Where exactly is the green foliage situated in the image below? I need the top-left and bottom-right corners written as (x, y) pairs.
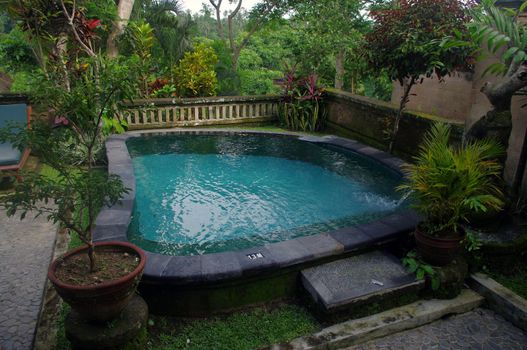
top-left (365, 0), bottom-right (473, 84)
top-left (239, 69), bottom-right (281, 95)
top-left (463, 231), bottom-right (483, 252)
top-left (488, 264), bottom-right (527, 299)
top-left (444, 0), bottom-right (527, 77)
top-left (292, 0), bottom-right (366, 86)
top-left (0, 26), bottom-right (37, 72)
top-left (0, 55), bottom-right (134, 270)
top-left (148, 304), bottom-right (318, 350)
top-left (360, 73), bottom-right (393, 101)
top-left (398, 123), bottom-right (505, 235)
top-left (403, 251), bottom-right (440, 290)
top-left (209, 38), bottom-right (241, 95)
top-left (124, 21), bottom-right (156, 97)
top-left (9, 70), bottom-right (35, 93)
top-left (132, 0), bottom-right (192, 69)
top-left (277, 70), bottom-right (325, 132)
top-left (173, 42), bottom-right (219, 97)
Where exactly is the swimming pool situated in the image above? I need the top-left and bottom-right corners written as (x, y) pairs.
top-left (126, 134), bottom-right (405, 255)
top-left (94, 130), bottom-right (420, 316)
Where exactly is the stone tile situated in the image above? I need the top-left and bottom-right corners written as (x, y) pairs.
top-left (201, 252), bottom-right (242, 281)
top-left (357, 221), bottom-right (397, 243)
top-left (264, 239), bottom-right (314, 267)
top-left (0, 210), bottom-right (57, 350)
top-left (94, 209), bottom-right (131, 226)
top-left (348, 308), bottom-right (527, 350)
top-left (329, 227), bottom-right (374, 251)
top-left (161, 255), bottom-right (202, 283)
top-left (296, 233), bottom-right (344, 258)
top-left (234, 247), bottom-right (279, 276)
top-left (142, 251), bottom-right (172, 280)
top-left (379, 211), bottom-right (420, 234)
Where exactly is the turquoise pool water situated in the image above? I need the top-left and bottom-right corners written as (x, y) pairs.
top-left (127, 134), bottom-right (405, 255)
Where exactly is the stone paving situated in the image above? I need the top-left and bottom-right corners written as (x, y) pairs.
top-left (349, 308), bottom-right (527, 350)
top-left (0, 209), bottom-right (57, 350)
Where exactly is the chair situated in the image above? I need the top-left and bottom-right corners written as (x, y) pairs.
top-left (0, 103), bottom-right (31, 182)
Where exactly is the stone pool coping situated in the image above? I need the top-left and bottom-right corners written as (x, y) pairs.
top-left (94, 128), bottom-right (421, 285)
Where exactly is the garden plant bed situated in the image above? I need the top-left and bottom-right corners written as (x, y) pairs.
top-left (54, 248), bottom-right (140, 286)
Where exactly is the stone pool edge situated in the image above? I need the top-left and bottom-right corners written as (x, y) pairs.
top-left (93, 129), bottom-right (421, 285)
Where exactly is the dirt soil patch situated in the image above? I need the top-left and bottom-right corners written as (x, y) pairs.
top-left (55, 248), bottom-right (140, 286)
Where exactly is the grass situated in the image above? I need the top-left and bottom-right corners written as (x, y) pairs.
top-left (147, 304), bottom-right (319, 350)
top-left (56, 301), bottom-right (318, 350)
top-left (488, 265), bottom-right (527, 300)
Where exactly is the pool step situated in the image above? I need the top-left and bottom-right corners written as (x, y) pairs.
top-left (300, 251), bottom-right (425, 322)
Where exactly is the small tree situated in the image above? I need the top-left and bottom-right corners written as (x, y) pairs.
top-left (0, 2), bottom-right (134, 273)
top-left (364, 0), bottom-right (472, 153)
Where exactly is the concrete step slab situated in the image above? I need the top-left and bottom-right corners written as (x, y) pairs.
top-left (301, 251), bottom-right (424, 318)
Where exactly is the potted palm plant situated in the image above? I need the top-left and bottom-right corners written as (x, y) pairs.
top-left (398, 123), bottom-right (504, 266)
top-left (0, 55), bottom-right (146, 323)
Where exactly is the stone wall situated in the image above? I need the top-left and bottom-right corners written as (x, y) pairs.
top-left (323, 89), bottom-right (464, 161)
top-left (391, 72), bottom-right (475, 122)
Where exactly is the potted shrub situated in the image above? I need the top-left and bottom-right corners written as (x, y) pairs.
top-left (0, 55), bottom-right (146, 323)
top-left (398, 123), bottom-right (504, 266)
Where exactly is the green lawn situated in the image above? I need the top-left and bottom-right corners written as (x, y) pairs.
top-left (488, 266), bottom-right (527, 300)
top-left (147, 304), bottom-right (318, 350)
top-left (56, 302), bottom-right (318, 350)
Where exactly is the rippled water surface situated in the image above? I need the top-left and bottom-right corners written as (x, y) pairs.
top-left (127, 133), bottom-right (405, 255)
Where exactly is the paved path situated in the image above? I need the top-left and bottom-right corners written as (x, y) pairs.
top-left (0, 209), bottom-right (57, 350)
top-left (349, 308), bottom-right (527, 350)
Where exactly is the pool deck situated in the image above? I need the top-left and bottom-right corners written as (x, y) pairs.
top-left (95, 129), bottom-right (419, 285)
top-left (0, 209), bottom-right (57, 350)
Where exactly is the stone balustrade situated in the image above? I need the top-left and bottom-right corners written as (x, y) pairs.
top-left (120, 95), bottom-right (280, 130)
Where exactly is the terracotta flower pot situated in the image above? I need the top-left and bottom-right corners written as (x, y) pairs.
top-left (415, 226), bottom-right (464, 266)
top-left (48, 241), bottom-right (146, 323)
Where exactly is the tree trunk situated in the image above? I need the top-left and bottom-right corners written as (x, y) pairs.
top-left (107, 0), bottom-right (135, 58)
top-left (388, 76), bottom-right (416, 153)
top-left (54, 32), bottom-right (70, 91)
top-left (466, 62), bottom-right (527, 149)
top-left (465, 106), bottom-right (512, 151)
top-left (210, 0), bottom-right (224, 41)
top-left (334, 49), bottom-right (346, 90)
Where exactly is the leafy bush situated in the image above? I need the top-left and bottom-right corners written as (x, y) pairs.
top-left (173, 43), bottom-right (218, 97)
top-left (239, 69), bottom-right (281, 95)
top-left (360, 74), bottom-right (393, 101)
top-left (0, 27), bottom-right (37, 72)
top-left (397, 123), bottom-right (504, 236)
top-left (277, 68), bottom-right (325, 132)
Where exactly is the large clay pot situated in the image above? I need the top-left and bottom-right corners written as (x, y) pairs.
top-left (415, 226), bottom-right (464, 266)
top-left (48, 241), bottom-right (146, 323)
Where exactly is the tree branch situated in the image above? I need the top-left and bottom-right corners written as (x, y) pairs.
top-left (60, 0), bottom-right (96, 57)
top-left (209, 0), bottom-right (225, 40)
top-left (483, 63), bottom-right (527, 109)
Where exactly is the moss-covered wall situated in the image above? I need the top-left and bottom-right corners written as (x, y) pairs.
top-left (323, 89), bottom-right (464, 161)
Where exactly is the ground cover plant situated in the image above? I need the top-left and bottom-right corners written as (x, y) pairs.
top-left (488, 265), bottom-right (527, 299)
